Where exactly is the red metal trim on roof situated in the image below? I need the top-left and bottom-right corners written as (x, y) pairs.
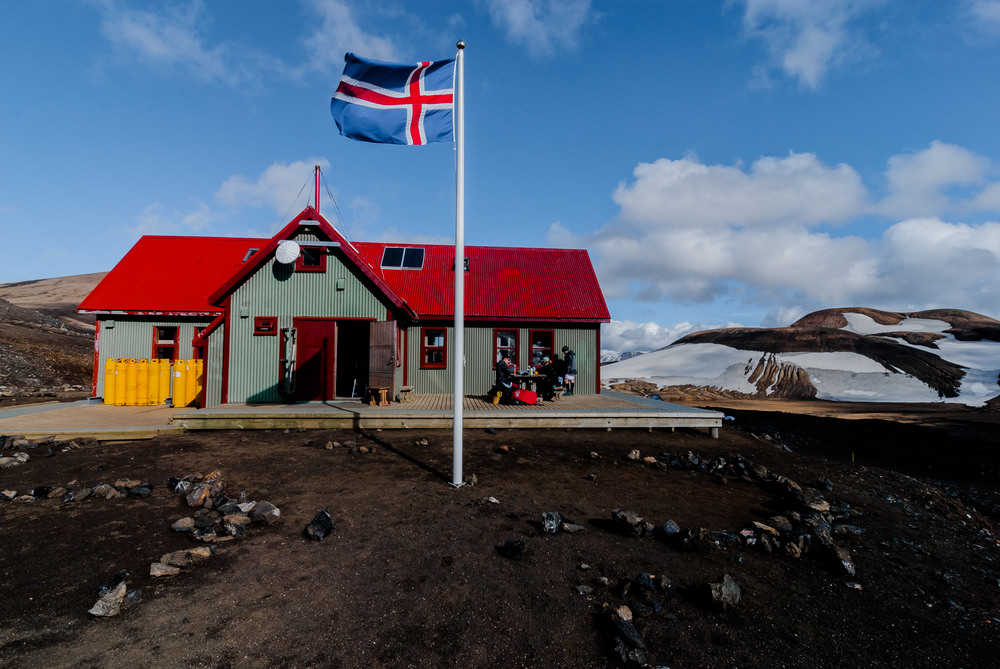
top-left (80, 210), bottom-right (609, 326)
top-left (354, 243), bottom-right (610, 323)
top-left (207, 207), bottom-right (416, 321)
top-left (79, 236), bottom-right (264, 314)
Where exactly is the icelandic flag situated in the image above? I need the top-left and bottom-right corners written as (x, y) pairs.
top-left (331, 53), bottom-right (455, 145)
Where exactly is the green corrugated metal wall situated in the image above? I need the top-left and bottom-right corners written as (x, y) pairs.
top-left (225, 251), bottom-right (390, 404)
top-left (94, 316), bottom-right (210, 398)
top-left (404, 323), bottom-right (600, 396)
top-left (205, 323), bottom-right (225, 407)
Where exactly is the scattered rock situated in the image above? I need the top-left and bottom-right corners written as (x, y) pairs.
top-left (88, 581), bottom-right (127, 617)
top-left (250, 501), bottom-right (282, 525)
top-left (542, 511), bottom-right (563, 534)
top-left (611, 509), bottom-right (647, 537)
top-left (171, 517), bottom-right (195, 533)
top-left (497, 539), bottom-right (527, 559)
top-left (305, 508), bottom-right (335, 541)
top-left (150, 562), bottom-right (181, 578)
top-left (705, 573), bottom-right (741, 611)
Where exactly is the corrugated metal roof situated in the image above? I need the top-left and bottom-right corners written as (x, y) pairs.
top-left (80, 225), bottom-right (610, 323)
top-left (354, 243), bottom-right (610, 322)
top-left (78, 236), bottom-right (265, 314)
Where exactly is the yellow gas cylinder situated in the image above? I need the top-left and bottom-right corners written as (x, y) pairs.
top-left (184, 358), bottom-right (198, 408)
top-left (158, 359), bottom-right (171, 405)
top-left (136, 359), bottom-right (149, 406)
top-left (124, 359), bottom-right (138, 406)
top-left (113, 359), bottom-right (127, 406)
top-left (194, 358), bottom-right (204, 407)
top-left (146, 359), bottom-right (160, 405)
top-left (172, 359), bottom-right (188, 408)
top-left (103, 358), bottom-right (116, 405)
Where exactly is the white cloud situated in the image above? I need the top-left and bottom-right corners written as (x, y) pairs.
top-left (92, 0), bottom-right (401, 85)
top-left (298, 0), bottom-right (400, 75)
top-left (601, 319), bottom-right (699, 353)
top-left (875, 217), bottom-right (1000, 307)
top-left (592, 144), bottom-right (1000, 320)
top-left (967, 0), bottom-right (1000, 34)
top-left (612, 152), bottom-right (867, 228)
top-left (880, 141), bottom-right (989, 217)
top-left (94, 0), bottom-right (253, 86)
top-left (216, 159), bottom-right (331, 215)
top-left (481, 0), bottom-right (593, 56)
top-left (737, 0), bottom-right (884, 89)
top-left (126, 201), bottom-right (216, 237)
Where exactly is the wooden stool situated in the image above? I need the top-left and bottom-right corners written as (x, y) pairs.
top-left (399, 386), bottom-right (414, 403)
top-left (368, 386), bottom-right (390, 406)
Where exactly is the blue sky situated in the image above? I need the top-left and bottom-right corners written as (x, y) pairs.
top-left (3, 0), bottom-right (1000, 352)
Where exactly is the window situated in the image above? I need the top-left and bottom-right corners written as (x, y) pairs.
top-left (242, 248), bottom-right (259, 262)
top-left (381, 247), bottom-right (424, 269)
top-left (153, 326), bottom-right (178, 361)
top-left (493, 329), bottom-right (518, 367)
top-left (296, 246), bottom-right (326, 272)
top-left (254, 317), bottom-right (277, 336)
top-left (529, 330), bottom-right (554, 367)
top-left (420, 327), bottom-right (447, 369)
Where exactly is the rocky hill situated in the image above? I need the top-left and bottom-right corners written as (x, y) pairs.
top-left (603, 308), bottom-right (1000, 406)
top-left (0, 274), bottom-right (102, 401)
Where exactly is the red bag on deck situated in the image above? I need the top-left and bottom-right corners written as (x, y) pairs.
top-left (510, 388), bottom-right (537, 405)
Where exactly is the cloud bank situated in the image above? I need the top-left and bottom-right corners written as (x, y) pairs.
top-left (593, 141), bottom-right (1000, 344)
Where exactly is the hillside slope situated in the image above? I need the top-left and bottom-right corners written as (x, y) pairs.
top-left (0, 274), bottom-right (100, 400)
top-left (603, 308), bottom-right (1000, 406)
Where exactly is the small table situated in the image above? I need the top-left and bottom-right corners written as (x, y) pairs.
top-left (511, 373), bottom-right (541, 393)
top-left (367, 386), bottom-right (390, 406)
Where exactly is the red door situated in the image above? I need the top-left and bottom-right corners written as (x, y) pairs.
top-left (295, 319), bottom-right (337, 401)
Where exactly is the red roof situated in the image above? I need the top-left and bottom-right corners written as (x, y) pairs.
top-left (80, 212), bottom-right (609, 324)
top-left (78, 236), bottom-right (265, 314)
top-left (354, 242), bottom-right (609, 322)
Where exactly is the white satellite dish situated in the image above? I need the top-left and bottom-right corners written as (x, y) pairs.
top-left (275, 240), bottom-right (301, 264)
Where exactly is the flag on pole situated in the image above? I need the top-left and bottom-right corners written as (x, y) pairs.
top-left (331, 53), bottom-right (455, 145)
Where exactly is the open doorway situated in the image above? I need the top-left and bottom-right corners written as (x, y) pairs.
top-left (336, 320), bottom-right (369, 398)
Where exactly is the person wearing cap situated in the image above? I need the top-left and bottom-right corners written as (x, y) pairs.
top-left (537, 355), bottom-right (558, 401)
top-left (492, 352), bottom-right (516, 404)
top-left (561, 345), bottom-right (577, 395)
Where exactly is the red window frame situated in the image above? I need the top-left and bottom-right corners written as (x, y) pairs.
top-left (493, 328), bottom-right (518, 367)
top-left (254, 316), bottom-right (277, 336)
top-left (420, 327), bottom-right (447, 369)
top-left (529, 329), bottom-right (554, 367)
top-left (295, 246), bottom-right (326, 272)
top-left (152, 326), bottom-right (179, 361)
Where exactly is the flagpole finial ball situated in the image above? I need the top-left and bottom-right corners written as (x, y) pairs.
top-left (457, 40), bottom-right (465, 50)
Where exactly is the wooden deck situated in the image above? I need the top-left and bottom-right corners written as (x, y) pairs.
top-left (172, 391), bottom-right (724, 435)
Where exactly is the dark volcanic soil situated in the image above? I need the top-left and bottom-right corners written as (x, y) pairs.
top-left (2, 412), bottom-right (999, 668)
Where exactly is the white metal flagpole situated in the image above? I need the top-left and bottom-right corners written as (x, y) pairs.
top-left (451, 40), bottom-right (466, 488)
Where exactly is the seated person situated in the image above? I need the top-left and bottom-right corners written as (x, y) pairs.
top-left (491, 353), bottom-right (516, 404)
top-left (536, 356), bottom-right (558, 401)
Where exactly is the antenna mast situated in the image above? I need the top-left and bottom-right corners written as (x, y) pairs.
top-left (314, 165), bottom-right (321, 213)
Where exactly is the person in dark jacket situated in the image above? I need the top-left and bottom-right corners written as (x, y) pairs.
top-left (561, 346), bottom-right (577, 395)
top-left (492, 353), bottom-right (516, 404)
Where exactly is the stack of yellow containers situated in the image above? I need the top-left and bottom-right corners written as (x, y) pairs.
top-left (103, 358), bottom-right (201, 407)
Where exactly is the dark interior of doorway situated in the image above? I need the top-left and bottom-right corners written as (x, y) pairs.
top-left (336, 321), bottom-right (369, 398)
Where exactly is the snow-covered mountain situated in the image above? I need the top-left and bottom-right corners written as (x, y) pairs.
top-left (600, 350), bottom-right (646, 364)
top-left (601, 308), bottom-right (1000, 406)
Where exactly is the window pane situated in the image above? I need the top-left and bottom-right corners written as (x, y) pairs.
top-left (401, 248), bottom-right (424, 268)
top-left (496, 330), bottom-right (516, 347)
top-left (301, 248), bottom-right (321, 266)
top-left (381, 247), bottom-right (404, 267)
